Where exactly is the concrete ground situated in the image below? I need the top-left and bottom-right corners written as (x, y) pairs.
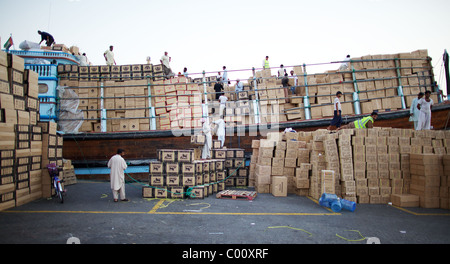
top-left (0, 180), bottom-right (449, 245)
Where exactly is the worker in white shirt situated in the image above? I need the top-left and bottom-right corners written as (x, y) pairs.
top-left (328, 91), bottom-right (343, 130)
top-left (338, 55), bottom-right (351, 71)
top-left (222, 66), bottom-right (229, 85)
top-left (160, 51), bottom-right (173, 79)
top-left (416, 90), bottom-right (434, 130)
top-left (218, 93), bottom-right (228, 118)
top-left (235, 79), bottom-right (243, 92)
top-left (104, 46), bottom-right (116, 66)
top-left (278, 64), bottom-right (286, 79)
top-left (289, 70), bottom-right (298, 94)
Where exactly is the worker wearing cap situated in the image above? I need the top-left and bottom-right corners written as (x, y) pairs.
top-left (337, 111), bottom-right (378, 130)
top-left (201, 118), bottom-right (212, 159)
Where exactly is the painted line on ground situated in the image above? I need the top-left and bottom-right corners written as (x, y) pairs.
top-left (390, 205), bottom-right (450, 216)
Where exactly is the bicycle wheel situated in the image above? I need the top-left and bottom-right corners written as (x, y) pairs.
top-left (57, 181), bottom-right (64, 203)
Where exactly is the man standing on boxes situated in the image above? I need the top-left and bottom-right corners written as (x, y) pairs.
top-left (160, 51), bottom-right (173, 79)
top-left (235, 79), bottom-right (244, 93)
top-left (218, 92), bottom-right (228, 118)
top-left (409, 92), bottom-right (424, 130)
top-left (213, 118), bottom-right (226, 148)
top-left (416, 90), bottom-right (434, 130)
top-left (104, 45), bottom-right (116, 66)
top-left (108, 149), bottom-right (128, 202)
top-left (222, 66), bottom-right (229, 85)
top-left (263, 56), bottom-right (270, 69)
top-left (201, 119), bottom-right (212, 159)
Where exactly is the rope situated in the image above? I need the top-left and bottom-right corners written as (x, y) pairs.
top-left (335, 230), bottom-right (366, 242)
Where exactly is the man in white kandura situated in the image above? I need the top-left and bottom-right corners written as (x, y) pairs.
top-left (416, 90), bottom-right (434, 130)
top-left (409, 92), bottom-right (424, 130)
top-left (201, 118), bottom-right (212, 159)
top-left (108, 149), bottom-right (128, 202)
top-left (213, 118), bottom-right (226, 148)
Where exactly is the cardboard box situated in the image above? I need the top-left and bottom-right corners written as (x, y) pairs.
top-left (272, 176), bottom-right (287, 197)
top-left (391, 194), bottom-right (419, 207)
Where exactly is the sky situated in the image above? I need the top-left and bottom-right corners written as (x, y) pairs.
top-left (1, 0), bottom-right (449, 92)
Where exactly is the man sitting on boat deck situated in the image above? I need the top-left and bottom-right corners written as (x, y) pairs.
top-left (337, 111), bottom-right (378, 130)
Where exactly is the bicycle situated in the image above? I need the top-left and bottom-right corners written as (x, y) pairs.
top-left (47, 163), bottom-right (65, 203)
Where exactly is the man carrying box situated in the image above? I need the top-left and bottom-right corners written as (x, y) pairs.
top-left (337, 111), bottom-right (378, 130)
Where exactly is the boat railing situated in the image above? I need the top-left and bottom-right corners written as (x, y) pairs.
top-left (8, 50), bottom-right (79, 62)
top-left (54, 54), bottom-right (444, 132)
top-left (25, 64), bottom-right (58, 78)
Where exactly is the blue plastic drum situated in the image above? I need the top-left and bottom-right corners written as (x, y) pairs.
top-left (340, 199), bottom-right (356, 212)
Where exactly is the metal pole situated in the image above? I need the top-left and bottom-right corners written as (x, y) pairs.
top-left (252, 67), bottom-right (261, 125)
top-left (351, 66), bottom-right (361, 115)
top-left (100, 81), bottom-right (107, 132)
top-left (147, 77), bottom-right (156, 130)
top-left (394, 59), bottom-right (406, 109)
top-left (202, 71), bottom-right (209, 123)
top-left (302, 63), bottom-right (311, 120)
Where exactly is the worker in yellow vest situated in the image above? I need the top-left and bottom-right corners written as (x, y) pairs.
top-left (263, 56), bottom-right (270, 69)
top-left (337, 111), bottom-right (378, 130)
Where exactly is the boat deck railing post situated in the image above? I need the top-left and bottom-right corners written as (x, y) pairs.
top-left (302, 63), bottom-right (311, 120)
top-left (100, 81), bottom-right (107, 132)
top-left (394, 59), bottom-right (407, 110)
top-left (146, 77), bottom-right (157, 130)
top-left (252, 67), bottom-right (261, 125)
top-left (202, 70), bottom-right (209, 123)
top-left (351, 65), bottom-right (362, 115)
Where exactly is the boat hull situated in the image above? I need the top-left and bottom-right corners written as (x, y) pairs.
top-left (63, 102), bottom-right (450, 167)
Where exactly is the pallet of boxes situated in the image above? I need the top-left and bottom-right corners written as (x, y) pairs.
top-left (142, 144), bottom-right (248, 199)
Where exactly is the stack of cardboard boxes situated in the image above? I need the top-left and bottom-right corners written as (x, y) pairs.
top-left (39, 121), bottom-right (66, 198)
top-left (58, 50), bottom-right (436, 133)
top-left (0, 50), bottom-right (70, 211)
top-left (251, 131), bottom-right (306, 197)
top-left (143, 147), bottom-right (247, 199)
top-left (249, 127), bottom-right (449, 209)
